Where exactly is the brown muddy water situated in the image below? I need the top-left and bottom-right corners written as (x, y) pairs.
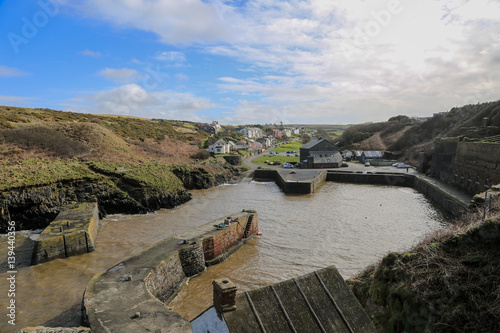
top-left (0, 181), bottom-right (448, 331)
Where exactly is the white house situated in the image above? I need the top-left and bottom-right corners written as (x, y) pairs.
top-left (209, 139), bottom-right (230, 154)
top-left (239, 127), bottom-right (263, 138)
top-left (227, 141), bottom-right (237, 151)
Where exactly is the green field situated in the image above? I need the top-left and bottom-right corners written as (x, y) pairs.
top-left (273, 141), bottom-right (302, 153)
top-left (253, 154), bottom-right (300, 165)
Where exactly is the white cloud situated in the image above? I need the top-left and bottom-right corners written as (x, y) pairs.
top-left (0, 65), bottom-right (29, 77)
top-left (0, 95), bottom-right (35, 104)
top-left (69, 84), bottom-right (214, 120)
top-left (59, 0), bottom-right (229, 45)
top-left (60, 0), bottom-right (500, 123)
top-left (98, 67), bottom-right (140, 83)
top-left (154, 51), bottom-right (186, 63)
top-left (80, 49), bottom-right (102, 57)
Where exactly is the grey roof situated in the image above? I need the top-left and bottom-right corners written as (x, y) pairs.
top-left (362, 151), bottom-right (383, 158)
top-left (300, 138), bottom-right (337, 150)
top-left (223, 266), bottom-right (376, 333)
top-left (311, 151), bottom-right (343, 164)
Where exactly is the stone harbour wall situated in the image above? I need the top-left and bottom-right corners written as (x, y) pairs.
top-left (431, 139), bottom-right (500, 195)
top-left (31, 202), bottom-right (99, 265)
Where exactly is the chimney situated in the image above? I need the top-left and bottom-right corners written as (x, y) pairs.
top-left (213, 278), bottom-right (237, 318)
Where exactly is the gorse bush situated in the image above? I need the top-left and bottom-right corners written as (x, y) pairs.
top-left (0, 126), bottom-right (88, 157)
top-left (191, 149), bottom-right (211, 160)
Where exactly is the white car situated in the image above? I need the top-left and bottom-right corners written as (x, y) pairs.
top-left (283, 163), bottom-right (294, 168)
top-left (364, 162), bottom-right (370, 166)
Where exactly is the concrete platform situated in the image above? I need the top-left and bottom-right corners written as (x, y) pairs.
top-left (31, 203), bottom-right (99, 265)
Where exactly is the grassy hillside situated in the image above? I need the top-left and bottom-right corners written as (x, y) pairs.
top-left (339, 101), bottom-right (500, 165)
top-left (0, 106), bottom-right (244, 231)
top-left (0, 105), bottom-right (215, 180)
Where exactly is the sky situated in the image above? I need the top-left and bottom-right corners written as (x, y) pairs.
top-left (0, 0), bottom-right (499, 125)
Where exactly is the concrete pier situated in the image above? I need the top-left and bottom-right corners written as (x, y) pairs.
top-left (31, 203), bottom-right (99, 265)
top-left (82, 211), bottom-right (258, 333)
top-left (254, 169), bottom-right (327, 194)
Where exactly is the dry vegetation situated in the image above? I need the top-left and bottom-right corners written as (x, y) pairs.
top-left (349, 189), bottom-right (500, 332)
top-left (0, 105), bottom-right (234, 192)
top-left (340, 101), bottom-right (500, 165)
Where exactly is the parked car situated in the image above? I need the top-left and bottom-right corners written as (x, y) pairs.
top-left (341, 162), bottom-right (349, 167)
top-left (365, 162), bottom-right (370, 167)
top-left (283, 163), bottom-right (293, 168)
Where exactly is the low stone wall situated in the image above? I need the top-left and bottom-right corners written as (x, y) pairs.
top-left (413, 177), bottom-right (469, 217)
top-left (82, 211), bottom-right (259, 333)
top-left (328, 171), bottom-right (470, 217)
top-left (327, 171), bottom-right (414, 187)
top-left (31, 203), bottom-right (99, 265)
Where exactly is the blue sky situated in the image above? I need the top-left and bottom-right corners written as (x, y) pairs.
top-left (0, 0), bottom-right (499, 125)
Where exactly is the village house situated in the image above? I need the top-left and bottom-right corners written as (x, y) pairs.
top-left (239, 127), bottom-right (263, 138)
top-left (269, 129), bottom-right (284, 138)
top-left (343, 150), bottom-right (354, 161)
top-left (235, 140), bottom-right (249, 150)
top-left (191, 266), bottom-right (377, 333)
top-left (200, 120), bottom-right (222, 134)
top-left (282, 129), bottom-right (292, 137)
top-left (300, 137), bottom-right (339, 162)
top-left (309, 151), bottom-right (343, 168)
top-left (256, 137), bottom-right (272, 148)
top-left (227, 141), bottom-right (237, 151)
top-left (248, 141), bottom-right (264, 152)
top-left (360, 151), bottom-right (383, 163)
top-left (300, 138), bottom-right (342, 168)
top-left (209, 139), bottom-right (231, 154)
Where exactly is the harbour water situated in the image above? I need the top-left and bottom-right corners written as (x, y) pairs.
top-left (0, 181), bottom-right (447, 331)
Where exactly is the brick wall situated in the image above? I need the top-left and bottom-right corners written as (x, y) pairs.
top-left (203, 214), bottom-right (258, 261)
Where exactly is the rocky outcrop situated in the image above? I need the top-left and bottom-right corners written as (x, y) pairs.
top-left (1, 162), bottom-right (242, 232)
top-left (171, 164), bottom-right (241, 189)
top-left (0, 179), bottom-right (191, 233)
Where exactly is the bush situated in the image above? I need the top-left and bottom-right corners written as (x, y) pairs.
top-left (0, 126), bottom-right (88, 157)
top-left (191, 150), bottom-right (211, 160)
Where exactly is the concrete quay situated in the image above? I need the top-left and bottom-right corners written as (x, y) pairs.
top-left (254, 163), bottom-right (473, 217)
top-left (82, 211), bottom-right (258, 333)
top-left (31, 203), bottom-right (99, 265)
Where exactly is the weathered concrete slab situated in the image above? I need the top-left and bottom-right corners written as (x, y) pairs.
top-left (31, 203), bottom-right (99, 265)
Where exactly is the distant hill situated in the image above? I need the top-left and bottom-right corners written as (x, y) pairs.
top-left (339, 100), bottom-right (500, 165)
